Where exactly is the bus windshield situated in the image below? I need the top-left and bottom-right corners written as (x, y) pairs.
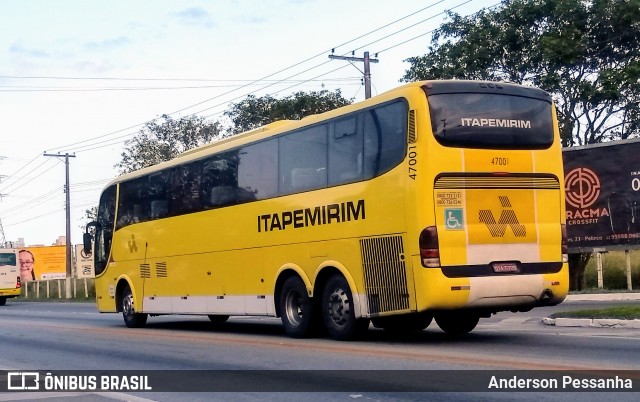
top-left (427, 91), bottom-right (554, 149)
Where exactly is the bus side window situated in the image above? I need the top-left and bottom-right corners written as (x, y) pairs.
top-left (363, 100), bottom-right (408, 179)
top-left (169, 161), bottom-right (203, 215)
top-left (237, 140), bottom-right (277, 201)
top-left (202, 152), bottom-right (239, 208)
top-left (116, 177), bottom-right (149, 228)
top-left (329, 115), bottom-right (363, 185)
top-left (150, 200), bottom-right (168, 219)
top-left (148, 172), bottom-right (169, 220)
top-left (279, 125), bottom-right (327, 195)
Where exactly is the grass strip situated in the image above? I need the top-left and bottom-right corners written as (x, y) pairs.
top-left (551, 305), bottom-right (640, 320)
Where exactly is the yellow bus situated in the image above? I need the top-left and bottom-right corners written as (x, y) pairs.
top-left (84, 80), bottom-right (568, 340)
top-left (0, 249), bottom-right (21, 306)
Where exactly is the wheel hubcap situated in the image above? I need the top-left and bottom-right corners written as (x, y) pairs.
top-left (123, 293), bottom-right (134, 318)
top-left (327, 288), bottom-right (350, 326)
top-left (285, 291), bottom-right (303, 325)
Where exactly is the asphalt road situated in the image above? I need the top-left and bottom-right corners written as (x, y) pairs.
top-left (0, 299), bottom-right (639, 401)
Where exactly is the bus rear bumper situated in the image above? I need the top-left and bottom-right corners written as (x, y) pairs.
top-left (418, 264), bottom-right (568, 313)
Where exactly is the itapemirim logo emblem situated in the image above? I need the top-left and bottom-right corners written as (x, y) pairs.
top-left (479, 196), bottom-right (526, 237)
top-left (565, 167), bottom-right (601, 209)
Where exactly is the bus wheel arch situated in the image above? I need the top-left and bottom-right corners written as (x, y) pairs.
top-left (313, 263), bottom-right (364, 319)
top-left (273, 266), bottom-right (311, 318)
top-left (315, 267), bottom-right (370, 341)
top-left (274, 267), bottom-right (318, 338)
top-left (115, 279), bottom-right (147, 328)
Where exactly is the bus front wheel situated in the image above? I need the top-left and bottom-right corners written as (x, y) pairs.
top-left (322, 275), bottom-right (369, 341)
top-left (121, 284), bottom-right (148, 328)
top-left (434, 311), bottom-right (479, 336)
top-left (279, 276), bottom-right (315, 338)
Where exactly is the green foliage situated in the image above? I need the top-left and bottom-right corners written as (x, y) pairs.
top-left (569, 252), bottom-right (592, 291)
top-left (552, 305), bottom-right (640, 319)
top-left (402, 0), bottom-right (640, 147)
top-left (115, 91), bottom-right (352, 174)
top-left (19, 279), bottom-right (96, 301)
top-left (224, 89), bottom-right (353, 134)
top-left (584, 251), bottom-right (640, 290)
top-left (116, 114), bottom-right (223, 174)
top-left (80, 206), bottom-right (98, 236)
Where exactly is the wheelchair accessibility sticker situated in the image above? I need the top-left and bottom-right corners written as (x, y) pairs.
top-left (445, 208), bottom-right (464, 230)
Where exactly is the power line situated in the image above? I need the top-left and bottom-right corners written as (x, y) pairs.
top-left (0, 158), bottom-right (61, 195)
top-left (50, 2), bottom-right (454, 154)
top-left (0, 77), bottom-right (362, 92)
top-left (2, 0), bottom-right (486, 192)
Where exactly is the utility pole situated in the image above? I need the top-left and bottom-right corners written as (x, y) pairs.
top-left (44, 152), bottom-right (76, 298)
top-left (328, 51), bottom-right (379, 99)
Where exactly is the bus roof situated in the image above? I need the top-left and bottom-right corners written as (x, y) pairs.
top-left (105, 80), bottom-right (547, 187)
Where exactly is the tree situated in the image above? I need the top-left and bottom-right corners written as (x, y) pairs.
top-left (402, 0), bottom-right (640, 147)
top-left (116, 115), bottom-right (223, 174)
top-left (81, 206), bottom-right (98, 236)
top-left (402, 0), bottom-right (640, 291)
top-left (225, 89), bottom-right (352, 133)
top-left (115, 91), bottom-right (352, 173)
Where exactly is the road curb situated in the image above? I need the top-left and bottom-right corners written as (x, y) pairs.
top-left (543, 317), bottom-right (640, 329)
top-left (565, 293), bottom-right (640, 301)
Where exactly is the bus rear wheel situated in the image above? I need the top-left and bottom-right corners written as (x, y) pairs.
top-left (121, 284), bottom-right (148, 328)
top-left (322, 275), bottom-right (369, 341)
top-left (0, 297), bottom-right (6, 306)
top-left (279, 276), bottom-right (316, 338)
top-left (434, 311), bottom-right (479, 336)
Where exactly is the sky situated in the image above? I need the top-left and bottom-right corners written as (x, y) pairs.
top-left (0, 0), bottom-right (492, 246)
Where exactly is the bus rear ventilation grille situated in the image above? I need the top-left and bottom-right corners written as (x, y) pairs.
top-left (408, 110), bottom-right (416, 143)
top-left (435, 175), bottom-right (560, 190)
top-left (360, 235), bottom-right (410, 314)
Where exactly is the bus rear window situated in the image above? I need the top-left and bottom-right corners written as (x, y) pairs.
top-left (427, 93), bottom-right (554, 149)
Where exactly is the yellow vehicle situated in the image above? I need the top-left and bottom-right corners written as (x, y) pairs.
top-left (85, 80), bottom-right (568, 340)
top-left (0, 249), bottom-right (21, 306)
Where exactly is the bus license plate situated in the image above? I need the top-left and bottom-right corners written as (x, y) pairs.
top-left (492, 262), bottom-right (519, 273)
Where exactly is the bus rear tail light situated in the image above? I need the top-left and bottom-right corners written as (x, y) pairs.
top-left (561, 224), bottom-right (568, 263)
top-left (419, 226), bottom-right (440, 267)
top-left (16, 277), bottom-right (21, 289)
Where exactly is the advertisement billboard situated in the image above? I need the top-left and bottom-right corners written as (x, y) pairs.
top-left (17, 246), bottom-right (66, 281)
top-left (74, 244), bottom-right (95, 278)
top-left (563, 139), bottom-right (640, 252)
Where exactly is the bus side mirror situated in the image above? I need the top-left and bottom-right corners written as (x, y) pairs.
top-left (83, 232), bottom-right (93, 255)
top-left (83, 221), bottom-right (98, 254)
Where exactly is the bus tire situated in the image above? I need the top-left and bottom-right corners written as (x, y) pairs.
top-left (208, 315), bottom-right (230, 324)
top-left (434, 311), bottom-right (479, 336)
top-left (121, 284), bottom-right (148, 328)
top-left (279, 276), bottom-right (315, 338)
top-left (372, 313), bottom-right (432, 333)
top-left (0, 297), bottom-right (6, 306)
top-left (322, 275), bottom-right (369, 341)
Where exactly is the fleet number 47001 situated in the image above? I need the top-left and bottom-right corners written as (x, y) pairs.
top-left (491, 157), bottom-right (509, 166)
